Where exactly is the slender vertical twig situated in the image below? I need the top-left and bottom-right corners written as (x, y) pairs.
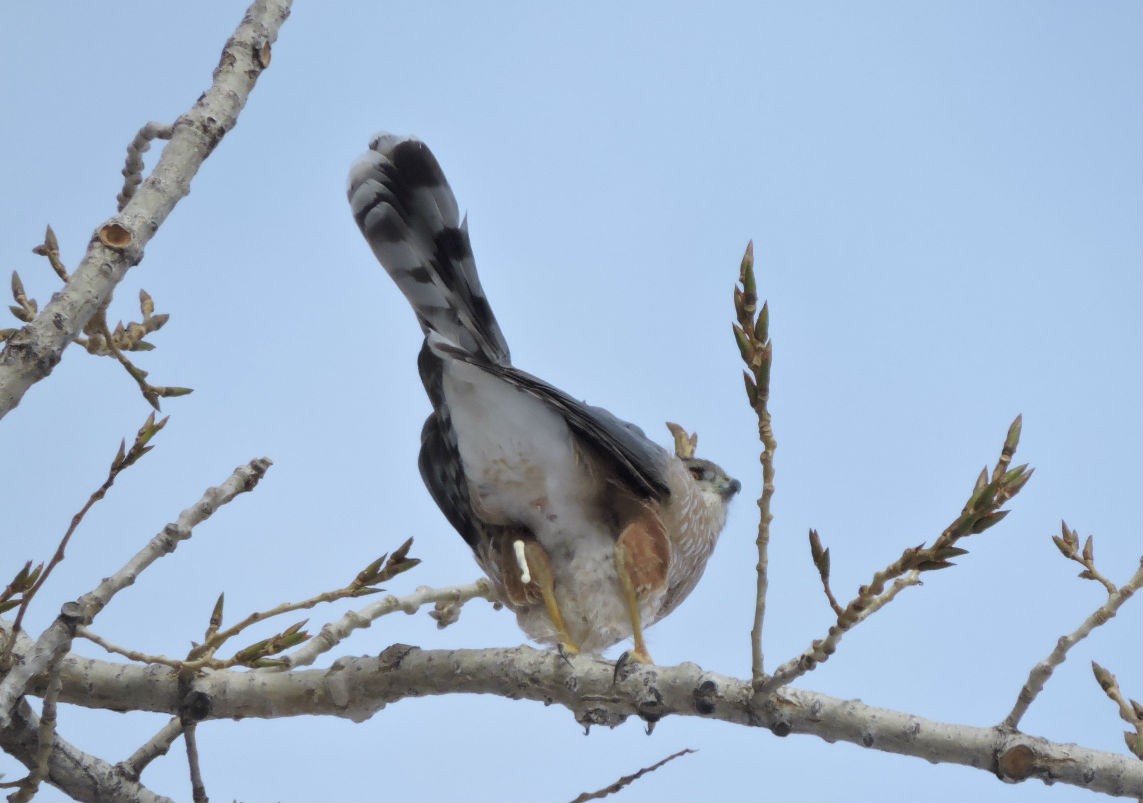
top-left (732, 242), bottom-right (776, 685)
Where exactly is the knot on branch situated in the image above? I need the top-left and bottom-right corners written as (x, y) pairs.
top-left (995, 743), bottom-right (1038, 782)
top-left (179, 690), bottom-right (212, 723)
top-left (693, 679), bottom-right (719, 715)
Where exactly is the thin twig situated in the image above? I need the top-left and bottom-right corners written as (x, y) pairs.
top-left (6, 235), bottom-right (188, 406)
top-left (852, 573), bottom-right (923, 625)
top-left (1091, 660), bottom-right (1143, 759)
top-left (77, 628), bottom-right (189, 669)
top-left (2, 413), bottom-right (167, 660)
top-left (809, 529), bottom-right (844, 616)
top-left (183, 537), bottom-right (419, 667)
top-left (79, 544), bottom-right (435, 672)
top-left (1051, 521), bottom-right (1119, 596)
top-left (119, 718), bottom-right (184, 781)
top-left (568, 748), bottom-right (695, 803)
top-left (732, 241), bottom-right (776, 685)
top-left (282, 579), bottom-right (496, 669)
top-left (31, 225), bottom-right (69, 282)
top-left (118, 122), bottom-right (174, 211)
top-left (0, 458), bottom-right (272, 728)
top-left (760, 418), bottom-right (1032, 695)
top-left (5, 668), bottom-right (63, 803)
top-left (183, 721), bottom-right (207, 803)
top-left (93, 313), bottom-right (189, 411)
top-left (1002, 557), bottom-right (1143, 731)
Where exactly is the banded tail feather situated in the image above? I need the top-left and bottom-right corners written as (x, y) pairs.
top-left (347, 134), bottom-right (510, 367)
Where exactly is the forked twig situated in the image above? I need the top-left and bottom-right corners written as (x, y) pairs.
top-left (0, 458), bottom-right (271, 728)
top-left (1002, 557), bottom-right (1143, 731)
top-left (284, 578), bottom-right (495, 669)
top-left (760, 417), bottom-right (1032, 695)
top-left (1, 413), bottom-right (168, 662)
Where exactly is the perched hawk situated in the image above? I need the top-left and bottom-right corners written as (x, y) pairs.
top-left (348, 135), bottom-right (739, 661)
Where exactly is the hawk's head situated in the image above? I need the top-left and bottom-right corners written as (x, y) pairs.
top-left (684, 456), bottom-right (742, 504)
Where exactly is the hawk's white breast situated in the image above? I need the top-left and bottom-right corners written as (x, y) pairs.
top-left (441, 359), bottom-right (655, 650)
top-left (441, 360), bottom-right (599, 531)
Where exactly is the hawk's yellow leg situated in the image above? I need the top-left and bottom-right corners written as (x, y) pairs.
top-left (614, 510), bottom-right (670, 664)
top-left (521, 540), bottom-right (581, 656)
top-left (614, 542), bottom-right (654, 664)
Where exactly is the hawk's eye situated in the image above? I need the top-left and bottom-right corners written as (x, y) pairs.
top-left (688, 465), bottom-right (707, 482)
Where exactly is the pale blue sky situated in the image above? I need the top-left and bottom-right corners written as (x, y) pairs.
top-left (1, 2), bottom-right (1140, 801)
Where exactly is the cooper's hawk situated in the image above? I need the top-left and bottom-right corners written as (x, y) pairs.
top-left (348, 135), bottom-right (739, 662)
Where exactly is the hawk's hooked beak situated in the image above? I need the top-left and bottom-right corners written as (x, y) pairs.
top-left (722, 477), bottom-right (742, 501)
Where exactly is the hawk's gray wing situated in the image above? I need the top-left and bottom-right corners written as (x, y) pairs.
top-left (416, 342), bottom-right (483, 550)
top-left (424, 336), bottom-right (670, 500)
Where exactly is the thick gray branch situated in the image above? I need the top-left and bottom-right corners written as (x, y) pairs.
top-left (15, 641), bottom-right (1143, 799)
top-left (0, 0), bottom-right (292, 419)
top-left (1, 698), bottom-right (172, 803)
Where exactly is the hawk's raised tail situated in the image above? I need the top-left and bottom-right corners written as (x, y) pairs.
top-left (347, 134), bottom-right (511, 367)
top-left (347, 134), bottom-right (673, 503)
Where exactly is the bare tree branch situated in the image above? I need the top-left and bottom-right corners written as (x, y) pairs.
top-left (4, 413), bottom-right (168, 654)
top-left (9, 641), bottom-right (1140, 798)
top-left (1002, 557), bottom-right (1143, 731)
top-left (282, 579), bottom-right (496, 669)
top-left (0, 698), bottom-right (172, 803)
top-left (0, 0), bottom-right (291, 420)
top-left (0, 458), bottom-right (271, 727)
top-left (118, 717), bottom-right (184, 782)
top-left (759, 417), bottom-right (1032, 695)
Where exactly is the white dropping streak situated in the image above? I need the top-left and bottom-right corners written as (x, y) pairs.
top-left (513, 539), bottom-right (531, 584)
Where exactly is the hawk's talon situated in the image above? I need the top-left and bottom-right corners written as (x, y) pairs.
top-left (627, 648), bottom-right (654, 664)
top-left (613, 646), bottom-right (655, 683)
top-left (557, 641), bottom-right (578, 667)
top-left (613, 650), bottom-right (631, 683)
